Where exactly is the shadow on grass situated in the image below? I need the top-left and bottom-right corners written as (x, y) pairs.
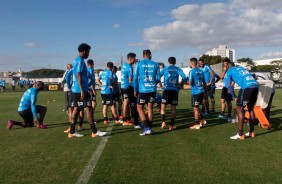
top-left (255, 118), bottom-right (282, 137)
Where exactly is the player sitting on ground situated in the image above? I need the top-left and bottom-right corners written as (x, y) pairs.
top-left (7, 81), bottom-right (48, 129)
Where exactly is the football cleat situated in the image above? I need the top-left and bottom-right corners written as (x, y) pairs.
top-left (139, 128), bottom-right (153, 136)
top-left (169, 125), bottom-right (176, 131)
top-left (230, 133), bottom-right (245, 140)
top-left (77, 125), bottom-right (83, 131)
top-left (92, 130), bottom-right (107, 138)
top-left (245, 132), bottom-right (255, 138)
top-left (190, 124), bottom-right (201, 130)
top-left (161, 122), bottom-right (166, 129)
top-left (36, 124), bottom-right (48, 129)
top-left (7, 120), bottom-right (14, 130)
top-left (68, 132), bottom-right (84, 138)
top-left (64, 127), bottom-right (70, 133)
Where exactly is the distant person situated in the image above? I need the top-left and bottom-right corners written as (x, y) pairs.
top-left (68, 43), bottom-right (106, 138)
top-left (87, 59), bottom-right (97, 111)
top-left (225, 62), bottom-right (259, 140)
top-left (11, 79), bottom-right (16, 92)
top-left (120, 52), bottom-right (140, 128)
top-left (111, 66), bottom-right (123, 121)
top-left (2, 80), bottom-right (6, 92)
top-left (134, 49), bottom-right (160, 136)
top-left (209, 70), bottom-right (220, 112)
top-left (61, 64), bottom-right (73, 112)
top-left (160, 57), bottom-right (186, 130)
top-left (188, 58), bottom-right (207, 130)
top-left (7, 81), bottom-right (48, 129)
top-left (97, 62), bottom-right (120, 125)
top-left (198, 59), bottom-right (214, 116)
top-left (218, 58), bottom-right (233, 121)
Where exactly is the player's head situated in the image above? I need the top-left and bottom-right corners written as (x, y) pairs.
top-left (168, 57), bottom-right (176, 65)
top-left (78, 43), bottom-right (91, 59)
top-left (127, 53), bottom-right (136, 64)
top-left (226, 61), bottom-right (235, 70)
top-left (143, 49), bottom-right (152, 59)
top-left (189, 58), bottom-right (198, 68)
top-left (198, 58), bottom-right (205, 68)
top-left (223, 57), bottom-right (230, 67)
top-left (107, 62), bottom-right (114, 70)
top-left (36, 81), bottom-right (44, 91)
top-left (112, 66), bottom-right (118, 73)
top-left (67, 64), bottom-right (72, 70)
top-left (87, 59), bottom-right (94, 68)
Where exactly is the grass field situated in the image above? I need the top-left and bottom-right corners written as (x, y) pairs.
top-left (0, 87), bottom-right (282, 184)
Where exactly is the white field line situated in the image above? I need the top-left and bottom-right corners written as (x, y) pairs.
top-left (76, 122), bottom-right (114, 184)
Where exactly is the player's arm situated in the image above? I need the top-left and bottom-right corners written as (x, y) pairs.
top-left (225, 74), bottom-right (236, 99)
top-left (179, 68), bottom-right (187, 88)
top-left (30, 91), bottom-right (39, 122)
top-left (156, 66), bottom-right (161, 84)
top-left (66, 69), bottom-right (73, 89)
top-left (77, 60), bottom-right (85, 99)
top-left (215, 73), bottom-right (220, 83)
top-left (133, 63), bottom-right (139, 96)
top-left (208, 66), bottom-right (215, 85)
top-left (88, 70), bottom-right (96, 95)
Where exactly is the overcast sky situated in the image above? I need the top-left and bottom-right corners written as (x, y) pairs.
top-left (1, 0), bottom-right (282, 72)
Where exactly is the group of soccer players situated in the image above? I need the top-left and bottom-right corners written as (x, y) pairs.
top-left (7, 43), bottom-right (260, 140)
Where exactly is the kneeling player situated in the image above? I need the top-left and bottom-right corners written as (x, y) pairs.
top-left (7, 81), bottom-right (48, 129)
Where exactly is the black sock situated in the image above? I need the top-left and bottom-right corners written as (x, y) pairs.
top-left (70, 124), bottom-right (76, 134)
top-left (238, 130), bottom-right (243, 136)
top-left (143, 120), bottom-right (149, 128)
top-left (115, 116), bottom-right (119, 121)
top-left (221, 111), bottom-right (224, 116)
top-left (249, 122), bottom-right (254, 133)
top-left (78, 121), bottom-right (83, 126)
top-left (104, 117), bottom-right (108, 121)
top-left (118, 110), bottom-right (121, 117)
top-left (195, 119), bottom-right (199, 124)
top-left (90, 123), bottom-right (97, 134)
top-left (13, 121), bottom-right (25, 127)
top-left (126, 116), bottom-right (130, 121)
top-left (148, 121), bottom-right (153, 128)
top-left (228, 112), bottom-right (231, 117)
top-left (170, 118), bottom-right (175, 126)
top-left (161, 114), bottom-right (166, 122)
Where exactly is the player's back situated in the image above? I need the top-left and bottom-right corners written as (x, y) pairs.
top-left (99, 69), bottom-right (113, 94)
top-left (135, 59), bottom-right (160, 93)
top-left (72, 56), bottom-right (88, 93)
top-left (189, 68), bottom-right (205, 94)
top-left (162, 65), bottom-right (185, 92)
top-left (18, 88), bottom-right (37, 111)
top-left (121, 63), bottom-right (133, 89)
top-left (228, 67), bottom-right (258, 89)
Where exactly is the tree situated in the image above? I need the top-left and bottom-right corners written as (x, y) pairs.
top-left (24, 68), bottom-right (65, 78)
top-left (236, 57), bottom-right (255, 70)
top-left (250, 65), bottom-right (274, 72)
top-left (199, 55), bottom-right (223, 65)
top-left (270, 60), bottom-right (282, 82)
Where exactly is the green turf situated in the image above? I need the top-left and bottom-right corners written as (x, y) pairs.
top-left (0, 87), bottom-right (281, 184)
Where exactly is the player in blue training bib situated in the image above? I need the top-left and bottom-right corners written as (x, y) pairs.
top-left (87, 59), bottom-right (97, 111)
top-left (67, 43), bottom-right (106, 138)
top-left (224, 62), bottom-right (259, 140)
top-left (198, 59), bottom-right (215, 116)
top-left (7, 81), bottom-right (47, 129)
top-left (160, 57), bottom-right (186, 130)
top-left (97, 62), bottom-right (120, 125)
top-left (133, 49), bottom-right (160, 136)
top-left (188, 58), bottom-right (208, 130)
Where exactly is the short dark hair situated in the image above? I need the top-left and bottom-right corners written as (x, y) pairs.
top-left (223, 57), bottom-right (230, 63)
top-left (143, 49), bottom-right (151, 56)
top-left (190, 57), bottom-right (198, 65)
top-left (78, 43), bottom-right (91, 52)
top-left (199, 58), bottom-right (204, 63)
top-left (127, 53), bottom-right (136, 59)
top-left (113, 66), bottom-right (118, 70)
top-left (107, 62), bottom-right (114, 68)
top-left (87, 59), bottom-right (94, 65)
top-left (228, 62), bottom-right (235, 67)
top-left (168, 57), bottom-right (176, 65)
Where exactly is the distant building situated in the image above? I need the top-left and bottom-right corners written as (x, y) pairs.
top-left (205, 45), bottom-right (235, 62)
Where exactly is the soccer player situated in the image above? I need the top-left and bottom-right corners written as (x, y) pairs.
top-left (87, 59), bottom-right (97, 111)
top-left (134, 49), bottom-right (160, 136)
top-left (7, 81), bottom-right (48, 129)
top-left (68, 43), bottom-right (106, 138)
top-left (188, 58), bottom-right (207, 130)
top-left (61, 64), bottom-right (73, 112)
top-left (225, 62), bottom-right (259, 140)
top-left (111, 66), bottom-right (123, 121)
top-left (198, 59), bottom-right (214, 116)
top-left (97, 62), bottom-right (120, 125)
top-left (209, 70), bottom-right (220, 112)
top-left (11, 79), bottom-right (16, 92)
top-left (120, 53), bottom-right (141, 128)
top-left (160, 57), bottom-right (186, 130)
top-left (218, 58), bottom-right (233, 121)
